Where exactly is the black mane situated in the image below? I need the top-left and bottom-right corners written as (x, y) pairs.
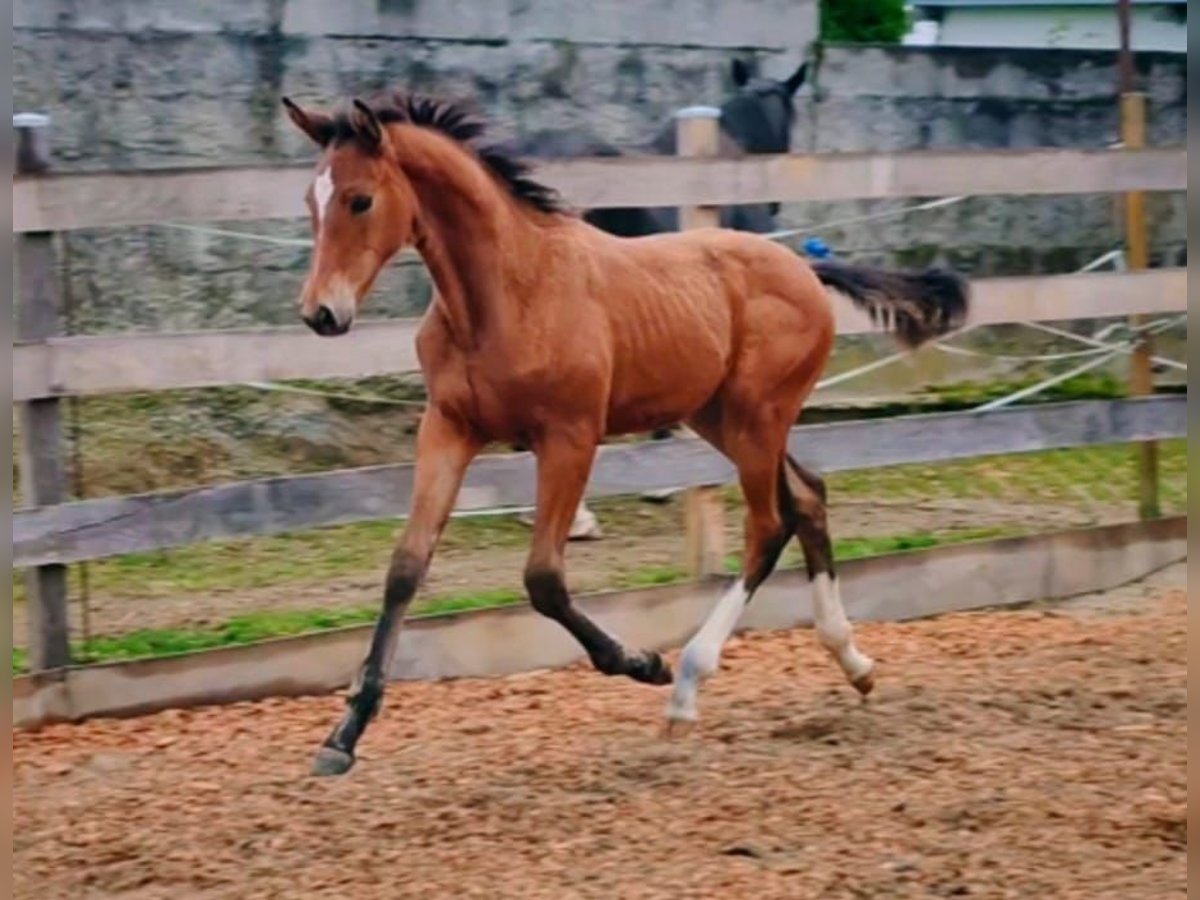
top-left (333, 93), bottom-right (567, 216)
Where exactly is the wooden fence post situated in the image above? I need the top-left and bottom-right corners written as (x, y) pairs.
top-left (15, 113), bottom-right (72, 669)
top-left (1119, 92), bottom-right (1160, 519)
top-left (675, 106), bottom-right (727, 578)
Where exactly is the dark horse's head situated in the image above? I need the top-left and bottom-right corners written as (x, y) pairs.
top-left (722, 57), bottom-right (807, 156)
top-left (715, 57), bottom-right (807, 230)
top-left (517, 56), bottom-right (808, 237)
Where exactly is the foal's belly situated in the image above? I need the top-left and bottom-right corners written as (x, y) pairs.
top-left (603, 313), bottom-right (731, 435)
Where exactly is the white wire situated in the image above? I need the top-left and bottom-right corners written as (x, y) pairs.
top-left (156, 222), bottom-right (313, 247)
top-left (154, 221), bottom-right (426, 267)
top-left (813, 246), bottom-right (1131, 393)
top-left (972, 315), bottom-right (1186, 412)
top-left (161, 193), bottom-right (969, 250)
top-left (240, 381), bottom-right (426, 406)
top-left (933, 342), bottom-right (1114, 363)
top-left (157, 211), bottom-right (1183, 402)
top-left (815, 349), bottom-right (918, 390)
top-left (972, 348), bottom-right (1126, 413)
top-left (763, 195), bottom-right (967, 242)
top-left (1021, 320), bottom-right (1187, 371)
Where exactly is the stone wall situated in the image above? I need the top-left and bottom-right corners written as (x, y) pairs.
top-left (13, 2), bottom-right (1185, 335)
top-left (782, 45), bottom-right (1186, 279)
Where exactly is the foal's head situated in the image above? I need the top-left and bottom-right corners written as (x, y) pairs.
top-left (284, 94), bottom-right (565, 336)
top-left (283, 98), bottom-right (421, 336)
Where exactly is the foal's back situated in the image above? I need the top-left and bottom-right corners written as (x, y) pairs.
top-left (570, 224), bottom-right (833, 434)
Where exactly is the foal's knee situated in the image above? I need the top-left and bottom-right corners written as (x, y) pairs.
top-left (524, 566), bottom-right (569, 619)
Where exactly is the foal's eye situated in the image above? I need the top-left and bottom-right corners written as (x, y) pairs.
top-left (349, 195), bottom-right (373, 215)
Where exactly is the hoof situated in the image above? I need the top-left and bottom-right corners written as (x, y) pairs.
top-left (567, 527), bottom-right (603, 542)
top-left (311, 745), bottom-right (355, 777)
top-left (628, 651), bottom-right (673, 686)
top-left (662, 716), bottom-right (696, 740)
top-left (851, 666), bottom-right (876, 698)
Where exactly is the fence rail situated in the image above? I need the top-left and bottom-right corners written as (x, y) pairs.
top-left (11, 268), bottom-right (1188, 401)
top-left (13, 146), bottom-right (1186, 232)
top-left (10, 127), bottom-right (1189, 672)
top-left (13, 396), bottom-right (1185, 569)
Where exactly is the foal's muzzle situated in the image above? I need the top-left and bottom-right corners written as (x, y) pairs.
top-left (304, 304), bottom-right (352, 337)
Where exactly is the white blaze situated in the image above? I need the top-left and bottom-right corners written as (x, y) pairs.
top-left (313, 166), bottom-right (335, 227)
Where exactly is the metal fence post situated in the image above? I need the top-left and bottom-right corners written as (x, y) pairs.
top-left (675, 106), bottom-right (727, 579)
top-left (14, 112), bottom-right (72, 669)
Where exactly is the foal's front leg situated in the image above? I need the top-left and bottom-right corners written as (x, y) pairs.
top-left (312, 408), bottom-right (480, 776)
top-left (524, 435), bottom-right (672, 685)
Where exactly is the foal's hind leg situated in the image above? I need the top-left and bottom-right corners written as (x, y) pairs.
top-left (665, 416), bottom-right (794, 730)
top-left (783, 457), bottom-right (875, 695)
top-left (524, 432), bottom-right (672, 685)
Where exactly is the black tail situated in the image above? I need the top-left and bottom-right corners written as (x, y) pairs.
top-left (813, 261), bottom-right (969, 349)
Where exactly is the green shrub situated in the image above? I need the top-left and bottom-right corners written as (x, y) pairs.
top-left (821, 0), bottom-right (910, 44)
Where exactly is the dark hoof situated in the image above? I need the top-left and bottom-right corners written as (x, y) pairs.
top-left (628, 650), bottom-right (673, 686)
top-left (311, 745), bottom-right (355, 777)
top-left (852, 667), bottom-right (876, 698)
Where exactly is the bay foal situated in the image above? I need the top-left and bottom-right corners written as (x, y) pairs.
top-left (282, 93), bottom-right (968, 775)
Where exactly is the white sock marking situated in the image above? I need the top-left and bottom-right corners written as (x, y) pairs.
top-left (568, 502), bottom-right (602, 540)
top-left (666, 579), bottom-right (749, 722)
top-left (812, 573), bottom-right (874, 683)
top-left (313, 166), bottom-right (334, 227)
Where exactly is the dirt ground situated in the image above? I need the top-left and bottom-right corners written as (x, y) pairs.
top-left (13, 564), bottom-right (1185, 899)
top-left (14, 495), bottom-right (1126, 641)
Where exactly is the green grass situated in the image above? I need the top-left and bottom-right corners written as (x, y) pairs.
top-left (11, 514), bottom-right (533, 605)
top-left (10, 440), bottom-right (1188, 673)
top-left (826, 439), bottom-right (1188, 509)
top-left (11, 588), bottom-right (529, 674)
top-left (615, 565), bottom-right (688, 588)
top-left (718, 524), bottom-right (1029, 574)
top-left (11, 523), bottom-right (1035, 674)
top-left (14, 440), bottom-right (1186, 607)
top-left (833, 526), bottom-right (1026, 560)
top-left (924, 371), bottom-right (1128, 406)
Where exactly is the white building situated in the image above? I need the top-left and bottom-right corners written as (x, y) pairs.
top-left (905, 0), bottom-right (1186, 51)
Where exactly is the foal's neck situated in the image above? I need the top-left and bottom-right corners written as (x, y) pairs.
top-left (396, 127), bottom-right (543, 347)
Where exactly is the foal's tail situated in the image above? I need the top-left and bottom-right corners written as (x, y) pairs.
top-left (812, 260), bottom-right (969, 349)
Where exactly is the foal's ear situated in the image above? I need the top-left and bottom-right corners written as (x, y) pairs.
top-left (731, 58), bottom-right (752, 87)
top-left (351, 99), bottom-right (386, 152)
top-left (282, 97), bottom-right (334, 147)
top-left (783, 62), bottom-right (808, 97)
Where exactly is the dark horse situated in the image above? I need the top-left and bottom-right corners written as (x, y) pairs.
top-left (516, 56), bottom-right (808, 237)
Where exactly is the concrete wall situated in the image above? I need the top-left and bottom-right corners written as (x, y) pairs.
top-left (933, 6), bottom-right (1186, 53)
top-left (783, 45), bottom-right (1186, 278)
top-left (12, 3), bottom-right (1186, 335)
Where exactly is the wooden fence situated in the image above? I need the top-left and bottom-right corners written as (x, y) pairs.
top-left (11, 114), bottom-right (1188, 671)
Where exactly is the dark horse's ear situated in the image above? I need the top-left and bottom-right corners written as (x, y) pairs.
top-left (351, 98), bottom-right (385, 152)
top-left (783, 62), bottom-right (808, 97)
top-left (731, 58), bottom-right (752, 87)
top-left (282, 97), bottom-right (334, 147)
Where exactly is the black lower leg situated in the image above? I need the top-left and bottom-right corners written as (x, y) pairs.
top-left (524, 568), bottom-right (672, 684)
top-left (783, 457), bottom-right (836, 579)
top-left (315, 555), bottom-right (421, 771)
